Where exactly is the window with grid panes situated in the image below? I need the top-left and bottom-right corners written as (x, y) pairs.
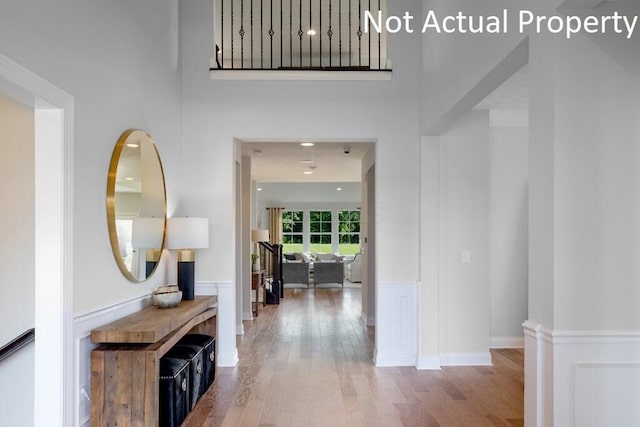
top-left (338, 210), bottom-right (360, 254)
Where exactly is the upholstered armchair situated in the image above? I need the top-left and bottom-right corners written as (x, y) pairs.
top-left (282, 261), bottom-right (310, 287)
top-left (345, 253), bottom-right (362, 283)
top-left (313, 261), bottom-right (344, 287)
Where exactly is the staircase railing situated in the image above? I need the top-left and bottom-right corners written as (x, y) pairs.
top-left (0, 328), bottom-right (35, 364)
top-left (213, 0), bottom-right (390, 72)
top-left (259, 241), bottom-right (283, 301)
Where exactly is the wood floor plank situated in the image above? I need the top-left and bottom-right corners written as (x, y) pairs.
top-left (183, 287), bottom-right (523, 426)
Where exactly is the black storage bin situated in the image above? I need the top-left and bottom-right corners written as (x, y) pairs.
top-left (178, 334), bottom-right (216, 394)
top-left (159, 357), bottom-right (190, 427)
top-left (164, 343), bottom-right (204, 410)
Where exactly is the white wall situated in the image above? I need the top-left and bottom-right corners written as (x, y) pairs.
top-left (0, 92), bottom-right (35, 427)
top-left (2, 2), bottom-right (184, 425)
top-left (489, 127), bottom-right (528, 342)
top-left (438, 110), bottom-right (491, 361)
top-left (181, 0), bottom-right (422, 284)
top-left (553, 36), bottom-right (640, 331)
top-left (525, 5), bottom-right (640, 423)
top-left (421, 0), bottom-right (528, 131)
top-left (0, 0), bottom-right (183, 315)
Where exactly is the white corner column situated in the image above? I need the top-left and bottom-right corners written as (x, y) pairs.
top-left (198, 281), bottom-right (238, 366)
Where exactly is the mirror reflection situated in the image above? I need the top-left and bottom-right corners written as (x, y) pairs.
top-left (107, 129), bottom-right (166, 282)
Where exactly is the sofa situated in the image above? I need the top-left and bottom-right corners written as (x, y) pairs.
top-left (345, 253), bottom-right (362, 283)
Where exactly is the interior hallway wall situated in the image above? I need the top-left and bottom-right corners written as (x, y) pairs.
top-left (0, 92), bottom-right (35, 427)
top-left (438, 110), bottom-right (491, 362)
top-left (489, 127), bottom-right (528, 343)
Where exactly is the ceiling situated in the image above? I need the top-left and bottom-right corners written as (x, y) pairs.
top-left (240, 66), bottom-right (529, 184)
top-left (241, 139), bottom-right (373, 183)
top-left (474, 65), bottom-right (529, 127)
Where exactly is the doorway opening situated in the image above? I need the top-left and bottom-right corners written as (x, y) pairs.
top-left (0, 53), bottom-right (74, 427)
top-left (233, 138), bottom-right (376, 350)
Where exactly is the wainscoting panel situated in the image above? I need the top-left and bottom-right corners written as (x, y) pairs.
top-left (197, 281), bottom-right (239, 368)
top-left (74, 294), bottom-right (151, 427)
top-left (374, 282), bottom-right (417, 367)
top-left (523, 321), bottom-right (640, 427)
top-left (74, 283), bottom-right (231, 427)
top-left (574, 363), bottom-right (640, 427)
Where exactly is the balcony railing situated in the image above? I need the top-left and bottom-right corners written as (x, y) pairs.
top-left (212, 0), bottom-right (390, 72)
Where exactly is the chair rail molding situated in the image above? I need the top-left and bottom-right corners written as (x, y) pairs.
top-left (523, 320), bottom-right (640, 427)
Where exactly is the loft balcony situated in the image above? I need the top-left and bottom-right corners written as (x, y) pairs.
top-left (211, 0), bottom-right (391, 80)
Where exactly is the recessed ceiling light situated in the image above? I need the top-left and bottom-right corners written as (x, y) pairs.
top-left (257, 187), bottom-right (262, 191)
top-left (300, 142), bottom-right (315, 147)
top-left (125, 177), bottom-right (134, 181)
top-left (336, 187), bottom-right (342, 191)
top-left (303, 171), bottom-right (313, 175)
top-left (253, 149), bottom-right (263, 156)
top-left (126, 143), bottom-right (139, 148)
top-left (307, 29), bottom-right (316, 36)
top-left (300, 159), bottom-right (315, 164)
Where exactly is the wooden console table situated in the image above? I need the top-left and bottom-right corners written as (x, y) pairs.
top-left (90, 296), bottom-right (217, 427)
top-left (252, 270), bottom-right (265, 317)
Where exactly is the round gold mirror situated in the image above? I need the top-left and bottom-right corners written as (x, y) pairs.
top-left (107, 129), bottom-right (167, 282)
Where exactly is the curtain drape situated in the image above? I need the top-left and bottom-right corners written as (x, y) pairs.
top-left (267, 207), bottom-right (282, 244)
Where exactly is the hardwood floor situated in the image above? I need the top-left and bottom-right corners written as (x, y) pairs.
top-left (184, 287), bottom-right (524, 427)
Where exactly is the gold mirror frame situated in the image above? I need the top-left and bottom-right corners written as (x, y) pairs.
top-left (107, 129), bottom-right (167, 282)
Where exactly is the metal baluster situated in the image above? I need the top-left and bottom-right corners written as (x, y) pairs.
top-left (357, 0), bottom-right (362, 67)
top-left (328, 0), bottom-right (332, 67)
top-left (299, 0), bottom-right (303, 68)
top-left (320, 0), bottom-right (322, 68)
top-left (251, 0), bottom-right (254, 68)
top-left (368, 0), bottom-right (371, 69)
top-left (378, 0), bottom-right (381, 69)
top-left (240, 0), bottom-right (245, 68)
top-left (231, 0), bottom-right (234, 68)
top-left (290, 0), bottom-right (293, 67)
top-left (269, 0), bottom-right (274, 69)
top-left (309, 0), bottom-right (312, 67)
top-left (221, 0), bottom-right (224, 68)
top-left (349, 0), bottom-right (352, 67)
top-left (339, 0), bottom-right (342, 67)
top-left (280, 0), bottom-right (283, 68)
top-left (260, 0), bottom-right (264, 68)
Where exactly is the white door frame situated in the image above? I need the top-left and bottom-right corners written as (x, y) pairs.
top-left (0, 52), bottom-right (74, 427)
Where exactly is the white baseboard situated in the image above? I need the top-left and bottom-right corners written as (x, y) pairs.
top-left (490, 336), bottom-right (524, 349)
top-left (373, 348), bottom-right (417, 367)
top-left (236, 323), bottom-right (245, 335)
top-left (440, 352), bottom-right (492, 366)
top-left (416, 355), bottom-right (442, 370)
top-left (217, 348), bottom-right (239, 367)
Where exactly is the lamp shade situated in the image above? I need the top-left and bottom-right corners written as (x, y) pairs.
top-left (131, 217), bottom-right (164, 248)
top-left (251, 229), bottom-right (269, 243)
top-left (166, 217), bottom-right (209, 249)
